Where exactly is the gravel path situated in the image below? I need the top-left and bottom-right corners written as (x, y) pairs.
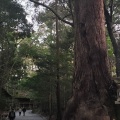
top-left (15, 110), bottom-right (46, 120)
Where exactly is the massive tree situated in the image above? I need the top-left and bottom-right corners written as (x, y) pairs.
top-left (63, 0), bottom-right (112, 120)
top-left (28, 0), bottom-right (114, 119)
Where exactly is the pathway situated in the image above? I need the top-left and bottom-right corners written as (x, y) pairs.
top-left (15, 110), bottom-right (46, 120)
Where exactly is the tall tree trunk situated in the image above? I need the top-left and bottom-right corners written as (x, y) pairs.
top-left (116, 53), bottom-right (120, 77)
top-left (55, 0), bottom-right (62, 120)
top-left (49, 79), bottom-right (52, 120)
top-left (63, 0), bottom-right (112, 120)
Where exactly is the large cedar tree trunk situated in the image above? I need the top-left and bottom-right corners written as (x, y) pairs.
top-left (63, 0), bottom-right (112, 120)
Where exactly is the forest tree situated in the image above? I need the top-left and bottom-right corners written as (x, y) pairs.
top-left (63, 0), bottom-right (113, 120)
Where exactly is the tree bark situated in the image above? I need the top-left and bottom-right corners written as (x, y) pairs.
top-left (63, 0), bottom-right (112, 120)
top-left (55, 0), bottom-right (62, 120)
top-left (116, 53), bottom-right (120, 77)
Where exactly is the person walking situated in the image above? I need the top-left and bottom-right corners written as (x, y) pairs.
top-left (22, 107), bottom-right (26, 116)
top-left (8, 108), bottom-right (15, 120)
top-left (18, 107), bottom-right (22, 116)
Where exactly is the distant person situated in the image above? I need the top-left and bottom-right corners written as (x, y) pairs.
top-left (8, 108), bottom-right (15, 120)
top-left (18, 107), bottom-right (22, 116)
top-left (22, 107), bottom-right (26, 116)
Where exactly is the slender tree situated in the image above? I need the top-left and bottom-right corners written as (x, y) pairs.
top-left (104, 0), bottom-right (120, 77)
top-left (55, 0), bottom-right (62, 119)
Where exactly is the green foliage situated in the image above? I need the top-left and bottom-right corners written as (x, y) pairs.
top-left (107, 36), bottom-right (114, 57)
top-left (15, 1), bottom-right (75, 114)
top-left (0, 0), bottom-right (32, 33)
top-left (17, 23), bottom-right (74, 114)
top-left (0, 0), bottom-right (33, 104)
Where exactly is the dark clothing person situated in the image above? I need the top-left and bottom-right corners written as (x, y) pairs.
top-left (8, 109), bottom-right (15, 120)
top-left (18, 108), bottom-right (22, 116)
top-left (19, 111), bottom-right (21, 116)
top-left (22, 107), bottom-right (26, 116)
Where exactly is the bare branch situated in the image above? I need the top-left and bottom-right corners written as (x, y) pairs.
top-left (68, 0), bottom-right (74, 25)
top-left (62, 14), bottom-right (72, 19)
top-left (29, 0), bottom-right (73, 27)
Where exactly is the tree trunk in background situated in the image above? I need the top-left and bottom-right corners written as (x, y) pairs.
top-left (63, 0), bottom-right (112, 120)
top-left (0, 83), bottom-right (2, 97)
top-left (49, 79), bottom-right (52, 120)
top-left (104, 4), bottom-right (120, 77)
top-left (55, 0), bottom-right (62, 120)
top-left (116, 53), bottom-right (120, 77)
top-left (63, 86), bottom-right (66, 109)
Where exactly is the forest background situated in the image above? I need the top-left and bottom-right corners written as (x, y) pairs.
top-left (0, 0), bottom-right (120, 120)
